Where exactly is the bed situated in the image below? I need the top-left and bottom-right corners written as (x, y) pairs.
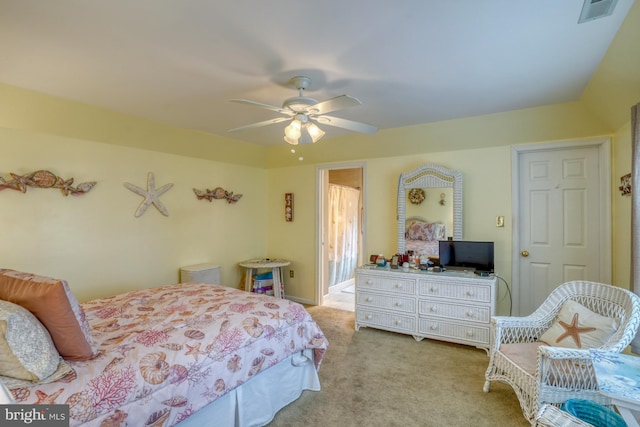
top-left (404, 216), bottom-right (446, 257)
top-left (0, 269), bottom-right (327, 427)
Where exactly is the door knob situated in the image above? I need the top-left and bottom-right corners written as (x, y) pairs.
top-left (521, 250), bottom-right (529, 257)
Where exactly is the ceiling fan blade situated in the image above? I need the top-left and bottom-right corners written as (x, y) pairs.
top-left (308, 95), bottom-right (362, 115)
top-left (230, 99), bottom-right (291, 115)
top-left (314, 115), bottom-right (377, 134)
top-left (228, 117), bottom-right (290, 132)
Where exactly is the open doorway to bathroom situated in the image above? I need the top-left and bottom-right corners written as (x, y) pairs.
top-left (316, 163), bottom-right (365, 312)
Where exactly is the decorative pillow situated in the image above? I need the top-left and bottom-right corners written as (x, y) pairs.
top-left (406, 221), bottom-right (445, 241)
top-left (0, 269), bottom-right (97, 360)
top-left (0, 299), bottom-right (60, 381)
top-left (433, 223), bottom-right (446, 240)
top-left (540, 300), bottom-right (619, 349)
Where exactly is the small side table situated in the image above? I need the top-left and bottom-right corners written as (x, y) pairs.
top-left (239, 258), bottom-right (290, 299)
top-left (590, 350), bottom-right (640, 427)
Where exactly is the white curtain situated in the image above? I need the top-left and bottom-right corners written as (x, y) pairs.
top-left (327, 184), bottom-right (360, 288)
top-left (631, 102), bottom-right (640, 354)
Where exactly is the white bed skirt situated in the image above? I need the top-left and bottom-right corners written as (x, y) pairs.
top-left (176, 349), bottom-right (320, 427)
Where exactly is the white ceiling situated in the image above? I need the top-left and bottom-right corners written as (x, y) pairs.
top-left (0, 0), bottom-right (634, 147)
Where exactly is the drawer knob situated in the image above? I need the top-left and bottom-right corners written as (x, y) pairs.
top-left (366, 297), bottom-right (373, 302)
top-left (466, 330), bottom-right (473, 337)
top-left (430, 306), bottom-right (437, 312)
top-left (429, 287), bottom-right (437, 292)
top-left (466, 291), bottom-right (474, 296)
top-left (466, 311), bottom-right (474, 317)
top-left (366, 315), bottom-right (372, 320)
top-left (395, 302), bottom-right (402, 307)
top-left (366, 280), bottom-right (373, 285)
top-left (394, 283), bottom-right (401, 288)
top-left (430, 324), bottom-right (437, 331)
top-left (395, 320), bottom-right (401, 325)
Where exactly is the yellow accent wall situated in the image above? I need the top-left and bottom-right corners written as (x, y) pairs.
top-left (266, 101), bottom-right (611, 168)
top-left (582, 1), bottom-right (640, 290)
top-left (0, 127), bottom-right (267, 302)
top-left (612, 122), bottom-right (632, 288)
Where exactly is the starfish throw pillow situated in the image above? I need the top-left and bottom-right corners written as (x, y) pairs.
top-left (540, 300), bottom-right (619, 349)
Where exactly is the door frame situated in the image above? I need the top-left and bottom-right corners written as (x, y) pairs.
top-left (510, 137), bottom-right (611, 316)
top-left (315, 161), bottom-right (367, 306)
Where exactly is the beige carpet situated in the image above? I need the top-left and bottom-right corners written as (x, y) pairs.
top-left (268, 305), bottom-right (529, 427)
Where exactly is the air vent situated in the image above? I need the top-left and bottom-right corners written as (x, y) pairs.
top-left (578, 0), bottom-right (618, 23)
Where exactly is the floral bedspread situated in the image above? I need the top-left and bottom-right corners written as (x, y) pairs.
top-left (8, 283), bottom-right (327, 426)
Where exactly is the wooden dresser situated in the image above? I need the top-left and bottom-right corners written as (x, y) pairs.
top-left (355, 266), bottom-right (497, 351)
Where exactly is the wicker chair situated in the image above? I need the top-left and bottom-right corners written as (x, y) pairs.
top-left (483, 280), bottom-right (640, 424)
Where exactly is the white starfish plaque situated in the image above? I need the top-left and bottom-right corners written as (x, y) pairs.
top-left (124, 172), bottom-right (174, 217)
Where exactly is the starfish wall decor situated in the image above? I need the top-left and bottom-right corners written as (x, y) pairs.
top-left (124, 172), bottom-right (174, 217)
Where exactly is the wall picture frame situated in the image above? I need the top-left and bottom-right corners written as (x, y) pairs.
top-left (285, 193), bottom-right (294, 221)
top-left (619, 173), bottom-right (631, 196)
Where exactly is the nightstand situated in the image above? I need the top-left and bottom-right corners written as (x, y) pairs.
top-left (238, 258), bottom-right (290, 299)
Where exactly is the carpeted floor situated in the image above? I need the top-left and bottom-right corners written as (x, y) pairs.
top-left (267, 305), bottom-right (529, 427)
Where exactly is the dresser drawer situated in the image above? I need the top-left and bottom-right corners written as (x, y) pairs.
top-left (418, 318), bottom-right (490, 346)
top-left (418, 299), bottom-right (491, 323)
top-left (417, 279), bottom-right (492, 303)
top-left (356, 307), bottom-right (416, 332)
top-left (356, 291), bottom-right (416, 314)
top-left (356, 273), bottom-right (416, 295)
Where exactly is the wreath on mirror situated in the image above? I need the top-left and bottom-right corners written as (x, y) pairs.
top-left (408, 188), bottom-right (425, 205)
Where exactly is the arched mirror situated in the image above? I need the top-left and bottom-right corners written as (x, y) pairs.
top-left (397, 164), bottom-right (462, 255)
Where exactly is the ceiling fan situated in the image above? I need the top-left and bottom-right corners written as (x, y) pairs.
top-left (228, 76), bottom-right (377, 145)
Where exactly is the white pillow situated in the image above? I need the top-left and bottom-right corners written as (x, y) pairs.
top-left (0, 299), bottom-right (61, 381)
top-left (540, 300), bottom-right (619, 349)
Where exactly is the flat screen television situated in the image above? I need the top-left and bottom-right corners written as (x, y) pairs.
top-left (438, 240), bottom-right (494, 273)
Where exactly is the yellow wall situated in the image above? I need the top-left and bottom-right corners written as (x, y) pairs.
top-left (0, 127), bottom-right (268, 302)
top-left (612, 122), bottom-right (632, 288)
top-left (265, 146), bottom-right (515, 312)
top-left (266, 165), bottom-right (317, 300)
top-left (266, 101), bottom-right (611, 168)
top-left (582, 0), bottom-right (640, 289)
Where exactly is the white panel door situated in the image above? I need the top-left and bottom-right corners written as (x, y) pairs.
top-left (518, 146), bottom-right (601, 315)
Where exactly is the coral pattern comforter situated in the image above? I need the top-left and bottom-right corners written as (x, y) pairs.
top-left (8, 283), bottom-right (327, 426)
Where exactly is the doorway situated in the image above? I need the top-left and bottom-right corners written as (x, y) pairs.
top-left (511, 138), bottom-right (611, 315)
top-left (316, 162), bottom-right (365, 310)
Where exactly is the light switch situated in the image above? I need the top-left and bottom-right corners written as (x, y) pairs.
top-left (496, 216), bottom-right (504, 227)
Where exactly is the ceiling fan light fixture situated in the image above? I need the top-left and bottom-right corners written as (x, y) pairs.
top-left (229, 75), bottom-right (376, 146)
top-left (284, 135), bottom-right (299, 145)
top-left (306, 122), bottom-right (325, 143)
top-left (284, 119), bottom-right (301, 137)
top-left (284, 119), bottom-right (302, 145)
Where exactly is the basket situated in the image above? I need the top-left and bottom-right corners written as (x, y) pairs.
top-left (560, 399), bottom-right (627, 427)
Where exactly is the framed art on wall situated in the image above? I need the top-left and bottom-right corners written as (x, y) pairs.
top-left (285, 193), bottom-right (293, 221)
top-left (619, 173), bottom-right (631, 196)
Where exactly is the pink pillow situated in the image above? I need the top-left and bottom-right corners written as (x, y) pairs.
top-left (406, 221), bottom-right (446, 241)
top-left (0, 269), bottom-right (97, 360)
